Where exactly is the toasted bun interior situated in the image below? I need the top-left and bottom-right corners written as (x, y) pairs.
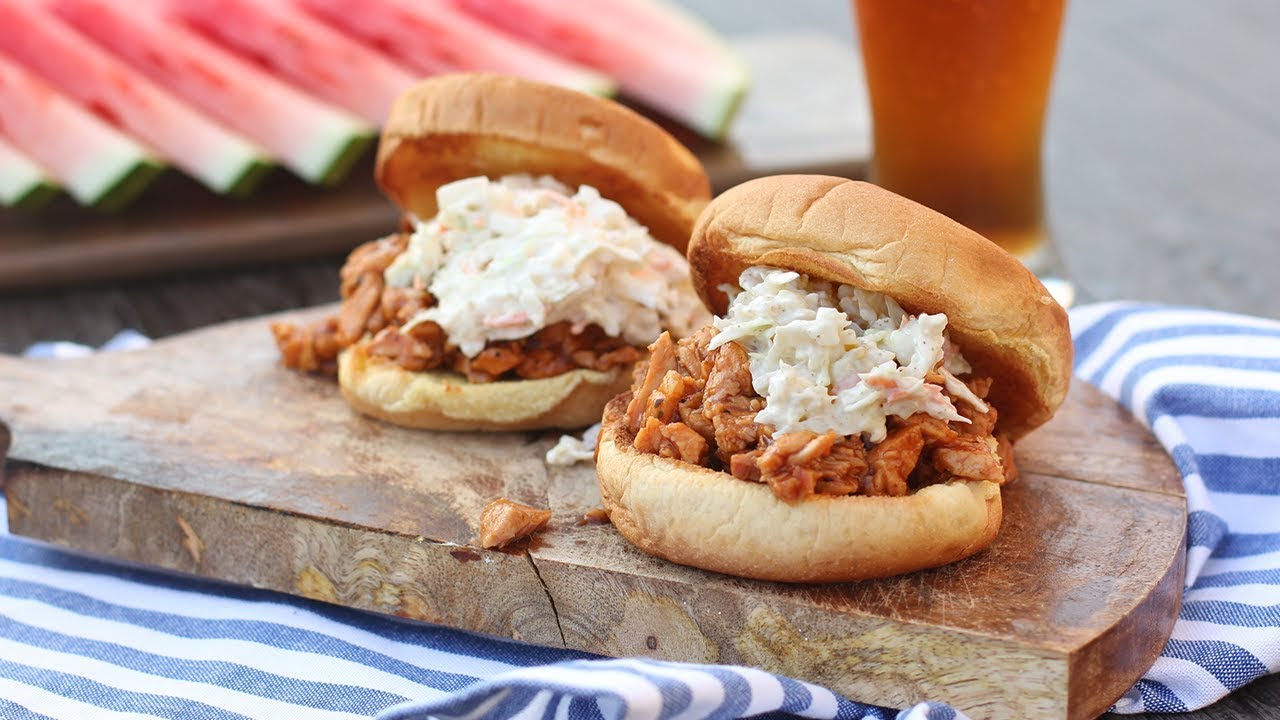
top-left (595, 396), bottom-right (1003, 583)
top-left (338, 344), bottom-right (633, 432)
top-left (376, 73), bottom-right (711, 252)
top-left (687, 175), bottom-right (1073, 439)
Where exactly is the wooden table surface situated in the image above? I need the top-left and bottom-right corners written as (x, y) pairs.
top-left (2, 0), bottom-right (1278, 717)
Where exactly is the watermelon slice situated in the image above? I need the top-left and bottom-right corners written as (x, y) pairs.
top-left (51, 0), bottom-right (374, 186)
top-left (0, 53), bottom-right (161, 210)
top-left (167, 0), bottom-right (420, 126)
top-left (0, 0), bottom-right (270, 196)
top-left (0, 134), bottom-right (61, 208)
top-left (297, 0), bottom-right (617, 97)
top-left (452, 0), bottom-right (749, 139)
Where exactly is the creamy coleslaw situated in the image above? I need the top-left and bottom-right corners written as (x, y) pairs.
top-left (709, 266), bottom-right (986, 442)
top-left (384, 174), bottom-right (707, 357)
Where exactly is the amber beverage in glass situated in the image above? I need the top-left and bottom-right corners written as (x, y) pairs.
top-left (853, 0), bottom-right (1066, 260)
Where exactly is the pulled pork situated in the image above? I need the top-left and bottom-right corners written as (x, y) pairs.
top-left (479, 498), bottom-right (553, 549)
top-left (624, 330), bottom-right (1018, 502)
top-left (272, 234), bottom-right (641, 380)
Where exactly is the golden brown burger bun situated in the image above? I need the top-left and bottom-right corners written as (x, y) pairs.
top-left (376, 73), bottom-right (711, 253)
top-left (688, 174), bottom-right (1073, 440)
top-left (596, 395), bottom-right (1003, 583)
top-left (339, 344), bottom-right (633, 432)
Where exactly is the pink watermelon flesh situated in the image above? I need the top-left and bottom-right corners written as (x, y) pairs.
top-left (51, 0), bottom-right (373, 186)
top-left (0, 133), bottom-right (61, 208)
top-left (168, 0), bottom-right (420, 126)
top-left (0, 52), bottom-right (161, 210)
top-left (0, 0), bottom-right (270, 196)
top-left (298, 0), bottom-right (616, 97)
top-left (453, 0), bottom-right (749, 139)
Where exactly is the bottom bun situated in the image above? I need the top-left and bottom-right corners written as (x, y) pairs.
top-left (596, 395), bottom-right (1003, 583)
top-left (338, 343), bottom-right (632, 431)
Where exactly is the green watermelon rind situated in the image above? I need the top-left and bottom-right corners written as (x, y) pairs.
top-left (184, 139), bottom-right (275, 197)
top-left (220, 156), bottom-right (275, 198)
top-left (49, 2), bottom-right (373, 188)
top-left (0, 1), bottom-right (274, 199)
top-left (295, 122), bottom-right (376, 187)
top-left (2, 177), bottom-right (61, 209)
top-left (68, 145), bottom-right (166, 212)
top-left (691, 59), bottom-right (750, 141)
top-left (5, 180), bottom-right (61, 209)
top-left (629, 0), bottom-right (751, 140)
top-left (0, 141), bottom-right (61, 208)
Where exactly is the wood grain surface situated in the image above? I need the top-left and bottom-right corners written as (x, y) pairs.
top-left (0, 306), bottom-right (1185, 720)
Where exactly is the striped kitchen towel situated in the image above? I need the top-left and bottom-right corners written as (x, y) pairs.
top-left (1068, 302), bottom-right (1280, 714)
top-left (0, 508), bottom-right (947, 720)
top-left (1, 301), bottom-right (1277, 719)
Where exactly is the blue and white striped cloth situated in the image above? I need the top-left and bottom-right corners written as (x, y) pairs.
top-left (1069, 302), bottom-right (1280, 714)
top-left (3, 301), bottom-right (1278, 719)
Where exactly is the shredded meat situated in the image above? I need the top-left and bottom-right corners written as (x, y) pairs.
top-left (968, 376), bottom-right (994, 399)
top-left (673, 327), bottom-right (716, 442)
top-left (865, 425), bottom-right (924, 497)
top-left (464, 344), bottom-right (523, 378)
top-left (812, 439), bottom-right (870, 495)
top-left (273, 234), bottom-right (644, 381)
top-left (633, 416), bottom-right (663, 455)
top-left (757, 431), bottom-right (818, 472)
top-left (624, 327), bottom-right (1019, 500)
top-left (364, 321), bottom-right (448, 372)
top-left (381, 284), bottom-right (431, 325)
top-left (340, 234), bottom-right (409, 297)
top-left (728, 448), bottom-right (765, 483)
top-left (754, 431), bottom-right (830, 501)
top-left (896, 413), bottom-right (958, 444)
top-left (648, 370), bottom-right (688, 423)
top-left (633, 416), bottom-right (708, 464)
top-left (704, 341), bottom-right (764, 462)
top-left (930, 434), bottom-right (1006, 483)
top-left (337, 233), bottom-right (410, 343)
top-left (271, 316), bottom-right (345, 375)
top-left (956, 398), bottom-right (998, 437)
top-left (337, 273), bottom-right (384, 345)
top-left (451, 322), bottom-right (641, 382)
top-left (675, 326), bottom-right (716, 385)
top-left (479, 498), bottom-right (552, 549)
top-left (997, 433), bottom-right (1019, 484)
top-left (575, 508), bottom-right (611, 526)
top-left (661, 422), bottom-right (710, 464)
top-left (272, 234), bottom-right (411, 373)
top-left (625, 332), bottom-right (678, 431)
top-left (676, 391), bottom-right (713, 442)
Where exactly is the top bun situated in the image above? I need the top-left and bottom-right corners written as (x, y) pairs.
top-left (687, 175), bottom-right (1073, 439)
top-left (376, 73), bottom-right (711, 252)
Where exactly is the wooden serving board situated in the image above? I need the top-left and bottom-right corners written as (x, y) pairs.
top-left (0, 306), bottom-right (1185, 720)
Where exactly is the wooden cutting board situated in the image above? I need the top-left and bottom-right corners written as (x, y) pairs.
top-left (0, 306), bottom-right (1185, 720)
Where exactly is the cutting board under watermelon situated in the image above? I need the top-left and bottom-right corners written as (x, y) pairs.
top-left (0, 305), bottom-right (1186, 720)
top-left (0, 32), bottom-right (869, 292)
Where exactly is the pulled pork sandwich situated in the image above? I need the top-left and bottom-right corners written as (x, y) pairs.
top-left (596, 175), bottom-right (1074, 583)
top-left (272, 73), bottom-right (710, 430)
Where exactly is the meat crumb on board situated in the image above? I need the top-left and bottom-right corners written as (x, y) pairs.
top-left (479, 498), bottom-right (553, 549)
